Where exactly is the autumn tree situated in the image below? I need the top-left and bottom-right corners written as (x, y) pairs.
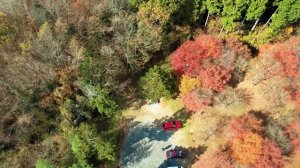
top-left (231, 133), bottom-right (263, 165)
top-left (215, 88), bottom-right (252, 110)
top-left (171, 35), bottom-right (221, 76)
top-left (179, 75), bottom-right (200, 95)
top-left (181, 89), bottom-right (213, 112)
top-left (253, 139), bottom-right (284, 168)
top-left (271, 38), bottom-right (300, 76)
top-left (200, 65), bottom-right (231, 91)
top-left (231, 112), bottom-right (265, 135)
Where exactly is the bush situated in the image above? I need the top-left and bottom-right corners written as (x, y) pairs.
top-left (139, 66), bottom-right (174, 102)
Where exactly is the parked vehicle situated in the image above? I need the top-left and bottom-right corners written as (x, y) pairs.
top-left (166, 149), bottom-right (186, 159)
top-left (162, 121), bottom-right (182, 131)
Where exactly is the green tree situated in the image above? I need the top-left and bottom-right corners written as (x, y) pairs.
top-left (139, 65), bottom-right (174, 102)
top-left (221, 0), bottom-right (250, 31)
top-left (246, 0), bottom-right (268, 31)
top-left (206, 0), bottom-right (222, 15)
top-left (35, 159), bottom-right (53, 168)
top-left (270, 0), bottom-right (300, 31)
top-left (68, 123), bottom-right (116, 164)
top-left (83, 84), bottom-right (118, 117)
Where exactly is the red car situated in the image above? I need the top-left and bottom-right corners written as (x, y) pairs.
top-left (166, 149), bottom-right (186, 159)
top-left (162, 121), bottom-right (182, 131)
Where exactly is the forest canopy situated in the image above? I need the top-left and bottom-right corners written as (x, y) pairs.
top-left (0, 0), bottom-right (300, 168)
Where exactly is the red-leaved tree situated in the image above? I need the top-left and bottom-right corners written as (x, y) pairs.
top-left (253, 139), bottom-right (284, 168)
top-left (195, 35), bottom-right (222, 59)
top-left (180, 89), bottom-right (213, 112)
top-left (270, 37), bottom-right (300, 77)
top-left (200, 65), bottom-right (231, 91)
top-left (171, 35), bottom-right (221, 76)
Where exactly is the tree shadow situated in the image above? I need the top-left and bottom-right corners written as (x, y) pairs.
top-left (158, 159), bottom-right (179, 168)
top-left (120, 109), bottom-right (192, 167)
top-left (158, 145), bottom-right (207, 168)
top-left (177, 145), bottom-right (207, 168)
top-left (156, 108), bottom-right (191, 127)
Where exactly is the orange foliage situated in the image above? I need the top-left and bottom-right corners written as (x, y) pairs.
top-left (253, 139), bottom-right (284, 168)
top-left (195, 35), bottom-right (222, 59)
top-left (231, 133), bottom-right (263, 165)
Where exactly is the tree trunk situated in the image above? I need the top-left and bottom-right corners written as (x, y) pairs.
top-left (205, 12), bottom-right (210, 27)
top-left (218, 25), bottom-right (224, 38)
top-left (260, 8), bottom-right (279, 32)
top-left (237, 16), bottom-right (246, 33)
top-left (251, 18), bottom-right (260, 31)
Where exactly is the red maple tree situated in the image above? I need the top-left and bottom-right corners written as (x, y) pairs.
top-left (171, 35), bottom-right (221, 76)
top-left (200, 65), bottom-right (231, 91)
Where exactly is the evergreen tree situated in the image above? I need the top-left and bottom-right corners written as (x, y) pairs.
top-left (270, 0), bottom-right (300, 31)
top-left (221, 0), bottom-right (250, 31)
top-left (246, 0), bottom-right (268, 31)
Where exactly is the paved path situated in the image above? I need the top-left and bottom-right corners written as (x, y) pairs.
top-left (120, 121), bottom-right (179, 168)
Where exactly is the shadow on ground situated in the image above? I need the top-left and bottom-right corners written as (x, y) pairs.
top-left (120, 109), bottom-right (192, 168)
top-left (157, 145), bottom-right (207, 168)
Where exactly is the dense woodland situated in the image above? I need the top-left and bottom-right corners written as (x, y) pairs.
top-left (0, 0), bottom-right (300, 167)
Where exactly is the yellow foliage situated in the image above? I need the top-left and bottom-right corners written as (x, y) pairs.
top-left (179, 75), bottom-right (200, 95)
top-left (38, 22), bottom-right (51, 38)
top-left (231, 133), bottom-right (263, 165)
top-left (19, 41), bottom-right (31, 54)
top-left (69, 36), bottom-right (85, 62)
top-left (138, 2), bottom-right (171, 28)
